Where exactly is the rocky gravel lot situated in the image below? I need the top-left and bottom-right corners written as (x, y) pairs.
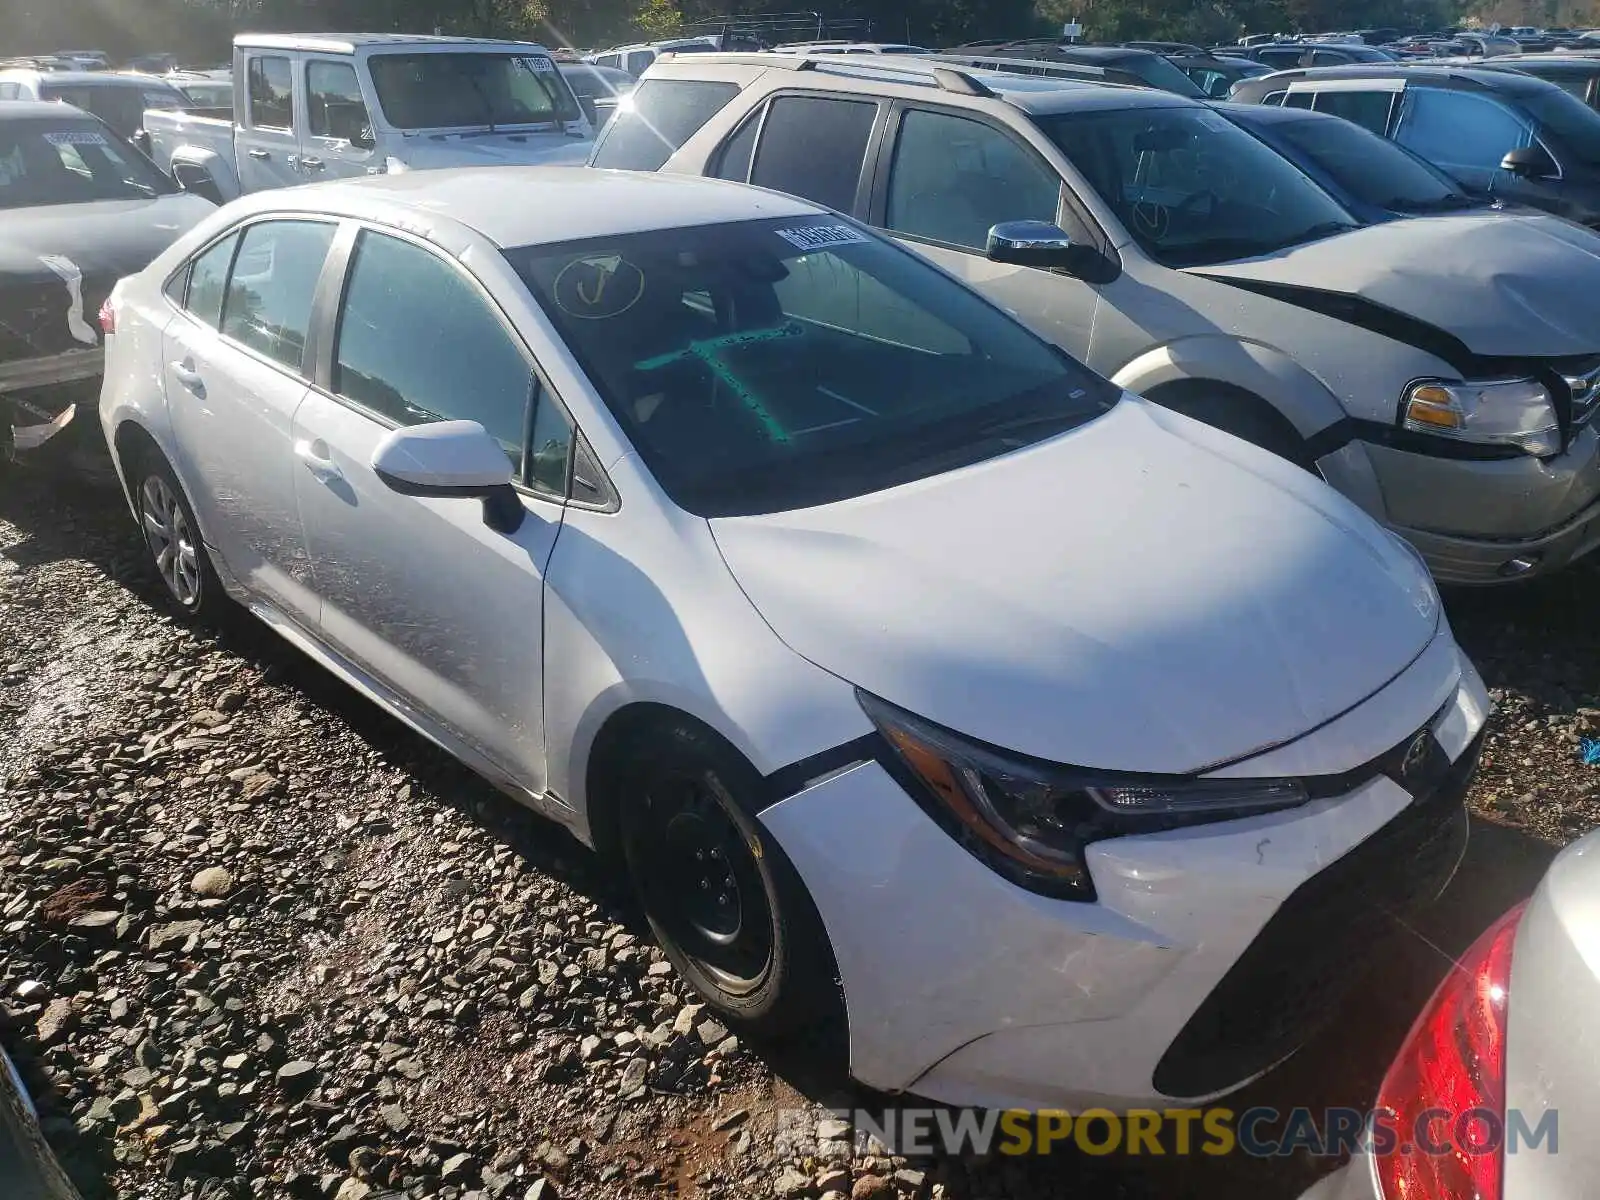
top-left (2, 458), bottom-right (1595, 1200)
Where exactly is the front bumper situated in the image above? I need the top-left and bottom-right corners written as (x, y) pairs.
top-left (1363, 424), bottom-right (1600, 584)
top-left (760, 632), bottom-right (1488, 1111)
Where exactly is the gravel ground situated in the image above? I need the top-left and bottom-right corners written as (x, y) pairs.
top-left (0, 458), bottom-right (1592, 1200)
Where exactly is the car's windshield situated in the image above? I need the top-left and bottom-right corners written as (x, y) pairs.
top-left (1255, 113), bottom-right (1481, 213)
top-left (1038, 106), bottom-right (1358, 268)
top-left (1115, 53), bottom-right (1209, 97)
top-left (0, 116), bottom-right (176, 208)
top-left (1519, 85), bottom-right (1600, 161)
top-left (507, 217), bottom-right (1118, 517)
top-left (368, 52), bottom-right (580, 130)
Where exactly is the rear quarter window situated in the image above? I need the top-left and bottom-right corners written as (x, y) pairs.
top-left (590, 78), bottom-right (739, 171)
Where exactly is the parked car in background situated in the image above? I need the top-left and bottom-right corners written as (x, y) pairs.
top-left (103, 164), bottom-right (1490, 1112)
top-left (939, 42), bottom-right (1209, 96)
top-left (54, 50), bottom-right (109, 72)
top-left (1428, 32), bottom-right (1524, 58)
top-left (1236, 41), bottom-right (1398, 69)
top-left (143, 34), bottom-right (593, 205)
top-left (0, 68), bottom-right (190, 141)
top-left (126, 53), bottom-right (179, 74)
top-left (1300, 825), bottom-right (1600, 1200)
top-left (1230, 65), bottom-right (1600, 228)
top-left (771, 41), bottom-right (930, 54)
top-left (1167, 51), bottom-right (1274, 96)
top-left (627, 53), bottom-right (1600, 583)
top-left (1483, 53), bottom-right (1600, 110)
top-left (587, 37), bottom-right (720, 76)
top-left (0, 103), bottom-right (213, 465)
top-left (0, 1041), bottom-right (78, 1200)
top-left (557, 60), bottom-right (634, 127)
top-left (1220, 103), bottom-right (1496, 222)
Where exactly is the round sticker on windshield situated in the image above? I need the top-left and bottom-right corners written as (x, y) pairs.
top-left (554, 254), bottom-right (646, 320)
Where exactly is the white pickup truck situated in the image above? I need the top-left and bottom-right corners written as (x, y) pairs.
top-left (144, 33), bottom-right (593, 203)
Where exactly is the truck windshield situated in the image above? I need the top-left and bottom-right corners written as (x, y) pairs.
top-left (0, 116), bottom-right (177, 209)
top-left (368, 52), bottom-right (580, 130)
top-left (1038, 105), bottom-right (1358, 268)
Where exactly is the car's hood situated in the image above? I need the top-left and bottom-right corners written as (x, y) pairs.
top-left (0, 193), bottom-right (214, 361)
top-left (393, 130), bottom-right (594, 171)
top-left (1192, 212), bottom-right (1600, 358)
top-left (711, 399), bottom-right (1440, 774)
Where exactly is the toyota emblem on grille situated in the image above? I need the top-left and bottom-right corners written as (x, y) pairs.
top-left (1400, 732), bottom-right (1433, 785)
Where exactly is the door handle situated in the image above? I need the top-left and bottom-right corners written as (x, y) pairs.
top-left (299, 156), bottom-right (325, 172)
top-left (294, 439), bottom-right (343, 483)
top-left (246, 148), bottom-right (271, 161)
top-left (169, 360), bottom-right (204, 392)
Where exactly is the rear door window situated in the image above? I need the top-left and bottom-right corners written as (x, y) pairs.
top-left (1310, 88), bottom-right (1396, 134)
top-left (748, 95), bottom-right (877, 213)
top-left (247, 56), bottom-right (294, 131)
top-left (1394, 87), bottom-right (1533, 173)
top-left (220, 220), bottom-right (335, 372)
top-left (180, 233), bottom-right (240, 328)
top-left (590, 78), bottom-right (738, 171)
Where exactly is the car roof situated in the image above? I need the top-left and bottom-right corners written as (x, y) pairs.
top-left (0, 69), bottom-right (166, 85)
top-left (1209, 99), bottom-right (1325, 124)
top-left (0, 100), bottom-right (95, 121)
top-left (232, 168), bottom-right (825, 248)
top-left (235, 33), bottom-right (555, 55)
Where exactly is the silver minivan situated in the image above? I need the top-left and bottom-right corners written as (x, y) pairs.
top-left (613, 53), bottom-right (1600, 583)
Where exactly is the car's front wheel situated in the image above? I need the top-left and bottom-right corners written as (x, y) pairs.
top-left (132, 448), bottom-right (223, 623)
top-left (616, 722), bottom-right (839, 1038)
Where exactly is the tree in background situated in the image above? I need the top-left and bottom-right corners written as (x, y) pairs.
top-left (635, 0), bottom-right (684, 38)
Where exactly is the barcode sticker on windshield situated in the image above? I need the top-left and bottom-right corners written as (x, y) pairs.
top-left (518, 56), bottom-right (556, 73)
top-left (45, 131), bottom-right (108, 147)
top-left (775, 224), bottom-right (870, 251)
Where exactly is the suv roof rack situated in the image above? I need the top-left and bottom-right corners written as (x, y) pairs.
top-left (654, 49), bottom-right (1011, 97)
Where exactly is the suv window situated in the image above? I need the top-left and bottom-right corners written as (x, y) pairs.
top-left (248, 56), bottom-right (294, 130)
top-left (591, 78), bottom-right (739, 171)
top-left (625, 51), bottom-right (655, 76)
top-left (307, 60), bottom-right (371, 143)
top-left (1311, 88), bottom-right (1395, 134)
top-left (220, 220), bottom-right (335, 371)
top-left (886, 109), bottom-right (1061, 251)
top-left (1310, 50), bottom-right (1351, 65)
top-left (1394, 87), bottom-right (1532, 173)
top-left (1257, 48), bottom-right (1306, 68)
top-left (182, 233), bottom-right (240, 328)
top-left (749, 95), bottom-right (877, 212)
top-left (334, 230), bottom-right (534, 459)
top-left (0, 84), bottom-right (18, 101)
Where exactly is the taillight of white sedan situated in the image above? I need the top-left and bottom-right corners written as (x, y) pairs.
top-left (100, 167), bottom-right (1489, 1111)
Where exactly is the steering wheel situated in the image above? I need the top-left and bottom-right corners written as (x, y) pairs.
top-left (1174, 190), bottom-right (1221, 221)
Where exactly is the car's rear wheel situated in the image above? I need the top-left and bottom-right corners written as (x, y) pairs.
top-left (132, 448), bottom-right (224, 623)
top-left (616, 722), bottom-right (839, 1037)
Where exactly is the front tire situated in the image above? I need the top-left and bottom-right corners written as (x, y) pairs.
top-left (616, 722), bottom-right (839, 1037)
top-left (131, 448), bottom-right (224, 623)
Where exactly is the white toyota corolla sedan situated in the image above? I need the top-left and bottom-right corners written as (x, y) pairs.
top-left (100, 166), bottom-right (1489, 1111)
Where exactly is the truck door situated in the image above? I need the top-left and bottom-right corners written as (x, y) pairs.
top-left (237, 51), bottom-right (304, 192)
top-left (302, 58), bottom-right (379, 181)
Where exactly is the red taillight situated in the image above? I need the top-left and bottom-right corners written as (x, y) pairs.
top-left (97, 298), bottom-right (116, 336)
top-left (1374, 901), bottom-right (1526, 1200)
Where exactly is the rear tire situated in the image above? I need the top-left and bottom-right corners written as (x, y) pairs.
top-left (616, 722), bottom-right (840, 1038)
top-left (130, 446), bottom-right (226, 625)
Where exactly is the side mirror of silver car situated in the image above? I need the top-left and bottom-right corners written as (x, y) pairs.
top-left (986, 221), bottom-right (1078, 270)
top-left (371, 420), bottom-right (525, 534)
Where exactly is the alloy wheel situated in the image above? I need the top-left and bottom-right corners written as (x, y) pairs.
top-left (140, 474), bottom-right (201, 609)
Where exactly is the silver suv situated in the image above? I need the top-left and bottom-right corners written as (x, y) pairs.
top-left (591, 52), bottom-right (1600, 584)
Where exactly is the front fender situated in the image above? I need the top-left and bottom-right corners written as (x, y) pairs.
top-left (1110, 335), bottom-right (1347, 439)
top-left (168, 147), bottom-right (241, 203)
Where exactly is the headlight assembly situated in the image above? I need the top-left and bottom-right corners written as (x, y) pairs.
top-left (859, 692), bottom-right (1310, 901)
top-left (1401, 377), bottom-right (1559, 457)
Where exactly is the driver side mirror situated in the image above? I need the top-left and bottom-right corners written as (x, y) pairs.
top-left (1500, 144), bottom-right (1557, 179)
top-left (986, 221), bottom-right (1078, 270)
top-left (371, 420), bottom-right (525, 534)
